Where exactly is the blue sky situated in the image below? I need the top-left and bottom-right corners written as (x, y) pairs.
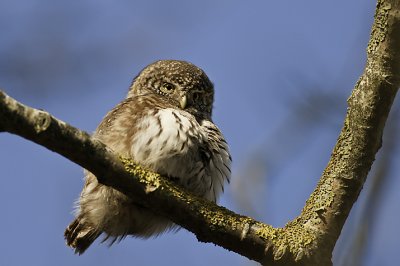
top-left (1, 1), bottom-right (398, 265)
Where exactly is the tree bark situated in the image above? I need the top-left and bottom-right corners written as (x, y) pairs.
top-left (0, 0), bottom-right (399, 265)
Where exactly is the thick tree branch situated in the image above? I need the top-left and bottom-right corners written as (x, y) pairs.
top-left (293, 0), bottom-right (400, 263)
top-left (0, 1), bottom-right (399, 265)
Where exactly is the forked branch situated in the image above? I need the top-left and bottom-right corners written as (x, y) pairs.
top-left (0, 1), bottom-right (399, 265)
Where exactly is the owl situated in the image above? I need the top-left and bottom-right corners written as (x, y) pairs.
top-left (64, 60), bottom-right (231, 254)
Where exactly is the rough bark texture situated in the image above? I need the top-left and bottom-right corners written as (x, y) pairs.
top-left (0, 1), bottom-right (399, 265)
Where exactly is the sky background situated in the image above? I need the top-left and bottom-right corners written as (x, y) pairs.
top-left (1, 1), bottom-right (399, 265)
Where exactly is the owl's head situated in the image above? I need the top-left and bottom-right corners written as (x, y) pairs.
top-left (128, 60), bottom-right (214, 117)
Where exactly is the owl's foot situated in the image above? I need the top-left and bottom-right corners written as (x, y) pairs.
top-left (64, 217), bottom-right (101, 255)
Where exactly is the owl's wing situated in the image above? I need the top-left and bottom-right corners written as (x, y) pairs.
top-left (201, 120), bottom-right (232, 201)
top-left (94, 97), bottom-right (149, 156)
top-left (80, 97), bottom-right (143, 192)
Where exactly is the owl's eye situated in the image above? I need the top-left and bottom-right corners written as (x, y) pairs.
top-left (160, 82), bottom-right (175, 94)
top-left (192, 92), bottom-right (201, 102)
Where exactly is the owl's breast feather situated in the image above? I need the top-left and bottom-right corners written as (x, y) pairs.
top-left (130, 108), bottom-right (205, 178)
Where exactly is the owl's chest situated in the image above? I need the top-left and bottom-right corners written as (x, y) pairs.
top-left (130, 108), bottom-right (207, 178)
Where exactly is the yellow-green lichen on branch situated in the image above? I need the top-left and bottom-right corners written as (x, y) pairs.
top-left (255, 220), bottom-right (316, 261)
top-left (198, 206), bottom-right (228, 230)
top-left (120, 156), bottom-right (161, 193)
top-left (198, 202), bottom-right (254, 233)
top-left (254, 222), bottom-right (277, 242)
top-left (119, 156), bottom-right (208, 205)
top-left (283, 220), bottom-right (316, 260)
top-left (307, 177), bottom-right (335, 214)
top-left (367, 0), bottom-right (391, 54)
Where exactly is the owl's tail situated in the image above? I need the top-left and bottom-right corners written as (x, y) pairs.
top-left (64, 217), bottom-right (101, 255)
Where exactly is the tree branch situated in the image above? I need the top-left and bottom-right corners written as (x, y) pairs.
top-left (0, 89), bottom-right (276, 263)
top-left (294, 0), bottom-right (400, 262)
top-left (0, 1), bottom-right (399, 265)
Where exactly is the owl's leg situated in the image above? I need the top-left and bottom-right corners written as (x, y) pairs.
top-left (64, 216), bottom-right (101, 255)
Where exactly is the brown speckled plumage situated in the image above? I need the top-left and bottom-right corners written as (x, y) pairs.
top-left (64, 60), bottom-right (231, 254)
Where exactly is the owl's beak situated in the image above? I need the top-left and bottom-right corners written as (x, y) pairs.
top-left (179, 95), bottom-right (187, 109)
